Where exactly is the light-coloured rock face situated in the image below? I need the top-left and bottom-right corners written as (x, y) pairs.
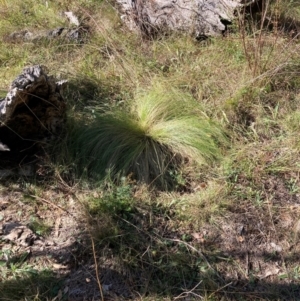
top-left (116, 0), bottom-right (244, 37)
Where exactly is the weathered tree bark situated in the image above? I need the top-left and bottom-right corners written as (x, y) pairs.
top-left (116, 0), bottom-right (247, 37)
top-left (5, 12), bottom-right (89, 44)
top-left (6, 26), bottom-right (88, 44)
top-left (0, 65), bottom-right (66, 166)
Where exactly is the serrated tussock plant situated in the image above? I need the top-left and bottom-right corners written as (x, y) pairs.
top-left (74, 85), bottom-right (227, 187)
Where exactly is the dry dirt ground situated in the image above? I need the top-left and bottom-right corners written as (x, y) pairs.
top-left (1, 172), bottom-right (300, 301)
top-left (0, 175), bottom-right (142, 301)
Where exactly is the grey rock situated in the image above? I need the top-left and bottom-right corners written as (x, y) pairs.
top-left (116, 0), bottom-right (249, 37)
top-left (64, 11), bottom-right (80, 26)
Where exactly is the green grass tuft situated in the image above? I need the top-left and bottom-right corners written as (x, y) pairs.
top-left (73, 84), bottom-right (226, 187)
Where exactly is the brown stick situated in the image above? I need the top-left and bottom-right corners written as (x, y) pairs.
top-left (30, 195), bottom-right (74, 217)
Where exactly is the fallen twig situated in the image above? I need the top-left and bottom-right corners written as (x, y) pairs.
top-left (30, 195), bottom-right (75, 217)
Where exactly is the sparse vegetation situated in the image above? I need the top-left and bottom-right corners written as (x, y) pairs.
top-left (1, 0), bottom-right (300, 300)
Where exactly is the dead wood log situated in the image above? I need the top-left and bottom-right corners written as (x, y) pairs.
top-left (0, 65), bottom-right (66, 166)
top-left (5, 12), bottom-right (89, 44)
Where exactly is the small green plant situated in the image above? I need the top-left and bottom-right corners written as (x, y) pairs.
top-left (0, 249), bottom-right (35, 278)
top-left (28, 217), bottom-right (52, 236)
top-left (286, 177), bottom-right (299, 194)
top-left (112, 181), bottom-right (134, 211)
top-left (74, 84), bottom-right (226, 188)
top-left (90, 180), bottom-right (134, 215)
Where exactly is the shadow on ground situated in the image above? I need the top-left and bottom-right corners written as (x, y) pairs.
top-left (1, 239), bottom-right (300, 300)
top-left (1, 182), bottom-right (300, 301)
top-left (1, 132), bottom-right (300, 300)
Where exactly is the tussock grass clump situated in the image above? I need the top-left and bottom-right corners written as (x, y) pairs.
top-left (74, 85), bottom-right (226, 187)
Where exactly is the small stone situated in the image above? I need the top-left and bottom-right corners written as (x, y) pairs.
top-left (270, 242), bottom-right (282, 252)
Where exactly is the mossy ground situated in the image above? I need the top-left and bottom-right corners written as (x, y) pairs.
top-left (1, 0), bottom-right (300, 300)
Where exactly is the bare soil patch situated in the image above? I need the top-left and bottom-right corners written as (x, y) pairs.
top-left (1, 173), bottom-right (300, 300)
